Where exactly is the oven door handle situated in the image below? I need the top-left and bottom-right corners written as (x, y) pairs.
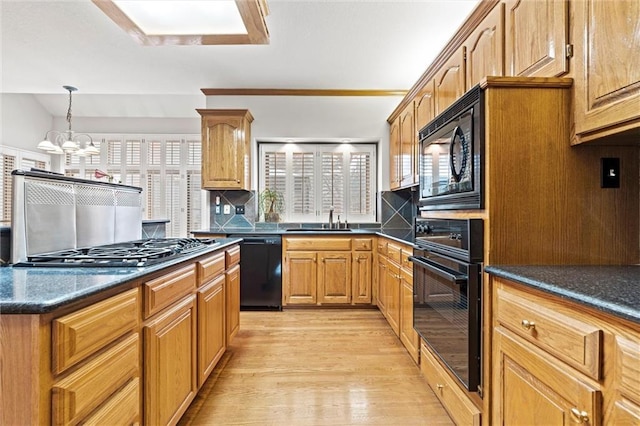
top-left (409, 256), bottom-right (467, 285)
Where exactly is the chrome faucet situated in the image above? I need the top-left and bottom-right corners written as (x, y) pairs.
top-left (328, 206), bottom-right (334, 229)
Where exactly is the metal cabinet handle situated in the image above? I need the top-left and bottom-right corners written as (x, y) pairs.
top-left (436, 384), bottom-right (444, 391)
top-left (570, 408), bottom-right (589, 424)
top-left (521, 320), bottom-right (536, 331)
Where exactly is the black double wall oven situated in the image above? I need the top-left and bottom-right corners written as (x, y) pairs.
top-left (411, 85), bottom-right (485, 395)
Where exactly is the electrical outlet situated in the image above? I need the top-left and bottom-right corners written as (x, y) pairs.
top-left (235, 205), bottom-right (245, 215)
top-left (215, 205), bottom-right (221, 214)
top-left (601, 158), bottom-right (620, 188)
top-left (223, 204), bottom-right (231, 215)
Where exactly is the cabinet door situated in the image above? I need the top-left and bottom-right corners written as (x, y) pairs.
top-left (400, 273), bottom-right (419, 364)
top-left (465, 2), bottom-right (505, 88)
top-left (197, 275), bottom-right (225, 387)
top-left (376, 256), bottom-right (387, 313)
top-left (385, 262), bottom-right (401, 336)
top-left (399, 102), bottom-right (416, 187)
top-left (284, 251), bottom-right (317, 305)
top-left (144, 295), bottom-right (197, 426)
top-left (226, 263), bottom-right (240, 343)
top-left (200, 110), bottom-right (252, 190)
top-left (573, 0), bottom-right (640, 141)
top-left (389, 117), bottom-right (401, 190)
top-left (493, 327), bottom-right (601, 426)
top-left (415, 80), bottom-right (436, 132)
top-left (505, 0), bottom-right (568, 77)
top-left (434, 46), bottom-right (467, 115)
top-left (352, 252), bottom-right (372, 304)
top-left (318, 252), bottom-right (351, 304)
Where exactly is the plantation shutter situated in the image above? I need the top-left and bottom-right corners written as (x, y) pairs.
top-left (166, 140), bottom-right (181, 166)
top-left (107, 138), bottom-right (122, 166)
top-left (125, 139), bottom-right (141, 166)
top-left (147, 139), bottom-right (162, 165)
top-left (292, 152), bottom-right (315, 215)
top-left (187, 170), bottom-right (201, 235)
top-left (146, 170), bottom-right (163, 219)
top-left (1, 153), bottom-right (15, 223)
top-left (321, 152), bottom-right (344, 216)
top-left (349, 152), bottom-right (371, 215)
top-left (186, 139), bottom-right (201, 166)
top-left (165, 171), bottom-right (181, 237)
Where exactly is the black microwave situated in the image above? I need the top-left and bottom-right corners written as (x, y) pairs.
top-left (418, 85), bottom-right (484, 210)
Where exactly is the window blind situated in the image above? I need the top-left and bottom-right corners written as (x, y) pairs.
top-left (1, 154), bottom-right (15, 223)
top-left (321, 152), bottom-right (344, 215)
top-left (349, 152), bottom-right (371, 215)
top-left (292, 152), bottom-right (315, 215)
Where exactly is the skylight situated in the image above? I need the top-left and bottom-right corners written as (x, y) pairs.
top-left (112, 1), bottom-right (248, 35)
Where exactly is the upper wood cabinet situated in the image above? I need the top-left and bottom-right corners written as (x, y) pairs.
top-left (415, 79), bottom-right (436, 132)
top-left (573, 0), bottom-right (640, 143)
top-left (504, 0), bottom-right (569, 78)
top-left (399, 102), bottom-right (417, 187)
top-left (434, 46), bottom-right (467, 115)
top-left (197, 109), bottom-right (253, 190)
top-left (464, 2), bottom-right (505, 88)
top-left (389, 117), bottom-right (401, 190)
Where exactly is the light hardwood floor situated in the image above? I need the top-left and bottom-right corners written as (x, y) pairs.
top-left (179, 309), bottom-right (454, 425)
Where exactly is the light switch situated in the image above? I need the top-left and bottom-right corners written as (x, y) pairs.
top-left (223, 204), bottom-right (231, 214)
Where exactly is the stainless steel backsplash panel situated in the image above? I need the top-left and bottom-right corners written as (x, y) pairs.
top-left (11, 171), bottom-right (142, 264)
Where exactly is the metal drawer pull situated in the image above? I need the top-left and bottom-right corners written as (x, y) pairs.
top-left (570, 408), bottom-right (589, 424)
top-left (521, 320), bottom-right (536, 330)
top-left (436, 384), bottom-right (444, 390)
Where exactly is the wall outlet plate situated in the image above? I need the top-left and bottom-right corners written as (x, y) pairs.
top-left (235, 205), bottom-right (245, 215)
top-left (223, 204), bottom-right (231, 214)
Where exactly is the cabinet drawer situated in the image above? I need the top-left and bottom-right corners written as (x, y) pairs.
top-left (52, 333), bottom-right (139, 426)
top-left (53, 288), bottom-right (139, 374)
top-left (387, 244), bottom-right (402, 265)
top-left (400, 265), bottom-right (412, 284)
top-left (197, 252), bottom-right (225, 285)
top-left (495, 283), bottom-right (602, 379)
top-left (144, 264), bottom-right (196, 318)
top-left (401, 247), bottom-right (413, 270)
top-left (377, 240), bottom-right (388, 256)
top-left (82, 377), bottom-right (140, 426)
top-left (420, 342), bottom-right (481, 426)
top-left (285, 237), bottom-right (351, 251)
top-left (615, 335), bottom-right (640, 404)
top-left (353, 238), bottom-right (372, 251)
top-left (225, 245), bottom-right (240, 267)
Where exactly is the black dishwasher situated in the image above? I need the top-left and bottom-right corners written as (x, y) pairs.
top-left (229, 235), bottom-right (282, 311)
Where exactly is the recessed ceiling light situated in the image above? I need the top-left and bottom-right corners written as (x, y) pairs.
top-left (92, 0), bottom-right (270, 45)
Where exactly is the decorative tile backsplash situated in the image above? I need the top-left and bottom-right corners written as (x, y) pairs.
top-left (206, 188), bottom-right (416, 240)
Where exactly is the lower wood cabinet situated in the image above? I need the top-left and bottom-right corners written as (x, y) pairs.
top-left (144, 295), bottom-right (198, 426)
top-left (283, 237), bottom-right (372, 306)
top-left (226, 263), bottom-right (241, 343)
top-left (400, 266), bottom-right (419, 365)
top-left (197, 275), bottom-right (226, 387)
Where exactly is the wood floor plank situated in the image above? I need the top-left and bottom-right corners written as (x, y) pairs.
top-left (179, 309), bottom-right (454, 425)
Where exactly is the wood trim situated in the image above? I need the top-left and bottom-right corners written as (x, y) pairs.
top-left (388, 0), bottom-right (500, 121)
top-left (200, 88), bottom-right (408, 97)
top-left (480, 76), bottom-right (574, 89)
top-left (91, 0), bottom-right (269, 46)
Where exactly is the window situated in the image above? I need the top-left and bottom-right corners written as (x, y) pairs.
top-left (0, 147), bottom-right (50, 224)
top-left (259, 143), bottom-right (376, 223)
top-left (62, 134), bottom-right (206, 237)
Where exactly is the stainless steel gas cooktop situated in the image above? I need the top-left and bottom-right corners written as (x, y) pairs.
top-left (14, 238), bottom-right (219, 267)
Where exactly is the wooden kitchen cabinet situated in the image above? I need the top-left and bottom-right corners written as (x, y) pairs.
top-left (399, 101), bottom-right (417, 188)
top-left (389, 116), bottom-right (401, 190)
top-left (493, 327), bottom-right (601, 425)
top-left (197, 109), bottom-right (253, 190)
top-left (400, 248), bottom-right (419, 365)
top-left (572, 0), bottom-right (640, 143)
top-left (318, 251), bottom-right (352, 304)
top-left (415, 79), bottom-right (436, 133)
top-left (504, 0), bottom-right (569, 78)
top-left (434, 46), bottom-right (466, 115)
top-left (225, 263), bottom-right (241, 343)
top-left (143, 295), bottom-right (198, 426)
top-left (464, 2), bottom-right (504, 88)
top-left (197, 274), bottom-right (226, 387)
top-left (283, 237), bottom-right (372, 306)
top-left (384, 249), bottom-right (401, 337)
top-left (610, 334), bottom-right (640, 424)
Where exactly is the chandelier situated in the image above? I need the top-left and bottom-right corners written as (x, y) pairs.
top-left (37, 86), bottom-right (99, 156)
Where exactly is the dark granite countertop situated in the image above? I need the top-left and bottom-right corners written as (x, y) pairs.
top-left (485, 265), bottom-right (640, 325)
top-left (0, 238), bottom-right (242, 314)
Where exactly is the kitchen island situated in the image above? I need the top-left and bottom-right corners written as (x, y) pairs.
top-left (0, 238), bottom-right (241, 426)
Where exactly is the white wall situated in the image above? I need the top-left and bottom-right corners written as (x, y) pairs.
top-left (51, 116), bottom-right (200, 135)
top-left (204, 95), bottom-right (401, 191)
top-left (1, 93), bottom-right (53, 151)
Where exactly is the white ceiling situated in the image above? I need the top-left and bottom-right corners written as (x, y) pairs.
top-left (1, 0), bottom-right (479, 119)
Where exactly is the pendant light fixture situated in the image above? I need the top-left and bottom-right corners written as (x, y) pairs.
top-left (37, 85), bottom-right (99, 156)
